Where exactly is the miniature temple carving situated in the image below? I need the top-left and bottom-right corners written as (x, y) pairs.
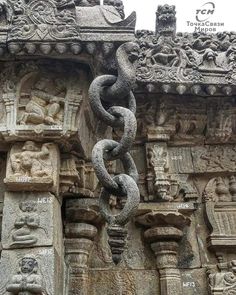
top-left (0, 1), bottom-right (235, 295)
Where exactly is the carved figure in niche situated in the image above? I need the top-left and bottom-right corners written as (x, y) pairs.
top-left (150, 43), bottom-right (179, 67)
top-left (11, 201), bottom-right (40, 247)
top-left (6, 256), bottom-right (43, 294)
top-left (10, 141), bottom-right (52, 178)
top-left (19, 78), bottom-right (65, 126)
top-left (204, 176), bottom-right (236, 202)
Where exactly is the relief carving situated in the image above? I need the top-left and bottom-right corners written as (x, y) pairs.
top-left (206, 98), bottom-right (236, 144)
top-left (204, 176), bottom-right (236, 255)
top-left (136, 97), bottom-right (207, 143)
top-left (4, 141), bottom-right (59, 192)
top-left (0, 247), bottom-right (63, 295)
top-left (146, 143), bottom-right (198, 202)
top-left (207, 260), bottom-right (236, 295)
top-left (60, 155), bottom-right (98, 197)
top-left (10, 141), bottom-right (52, 178)
top-left (192, 146), bottom-right (236, 173)
top-left (18, 77), bottom-right (65, 126)
top-left (0, 61), bottom-right (84, 141)
top-left (11, 201), bottom-right (40, 248)
top-left (136, 7), bottom-right (236, 88)
top-left (1, 193), bottom-right (61, 250)
top-left (6, 256), bottom-right (43, 295)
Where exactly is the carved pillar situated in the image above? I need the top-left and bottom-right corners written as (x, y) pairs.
top-left (64, 199), bottom-right (99, 295)
top-left (136, 211), bottom-right (190, 295)
top-left (0, 141), bottom-right (64, 294)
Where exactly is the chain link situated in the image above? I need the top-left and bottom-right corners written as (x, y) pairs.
top-left (89, 42), bottom-right (140, 264)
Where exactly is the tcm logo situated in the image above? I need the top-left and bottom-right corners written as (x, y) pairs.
top-left (196, 2), bottom-right (215, 22)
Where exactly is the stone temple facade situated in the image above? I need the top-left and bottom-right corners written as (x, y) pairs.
top-left (0, 1), bottom-right (236, 294)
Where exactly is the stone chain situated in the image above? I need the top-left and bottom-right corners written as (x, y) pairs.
top-left (89, 74), bottom-right (140, 264)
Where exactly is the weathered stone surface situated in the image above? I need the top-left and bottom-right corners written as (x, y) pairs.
top-left (181, 268), bottom-right (208, 295)
top-left (0, 1), bottom-right (235, 295)
top-left (4, 142), bottom-right (59, 193)
top-left (1, 192), bottom-right (62, 250)
top-left (88, 270), bottom-right (160, 295)
top-left (0, 247), bottom-right (63, 295)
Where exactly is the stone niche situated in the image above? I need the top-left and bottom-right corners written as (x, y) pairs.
top-left (0, 60), bottom-right (89, 143)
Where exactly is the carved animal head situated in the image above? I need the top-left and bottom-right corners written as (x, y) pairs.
top-left (121, 42), bottom-right (139, 63)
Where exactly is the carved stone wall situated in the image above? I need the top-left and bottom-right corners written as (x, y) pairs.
top-left (0, 2), bottom-right (235, 295)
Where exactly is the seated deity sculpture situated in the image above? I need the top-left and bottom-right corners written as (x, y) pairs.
top-left (6, 256), bottom-right (43, 294)
top-left (19, 78), bottom-right (64, 126)
top-left (10, 141), bottom-right (52, 178)
top-left (150, 44), bottom-right (180, 67)
top-left (11, 201), bottom-right (39, 247)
